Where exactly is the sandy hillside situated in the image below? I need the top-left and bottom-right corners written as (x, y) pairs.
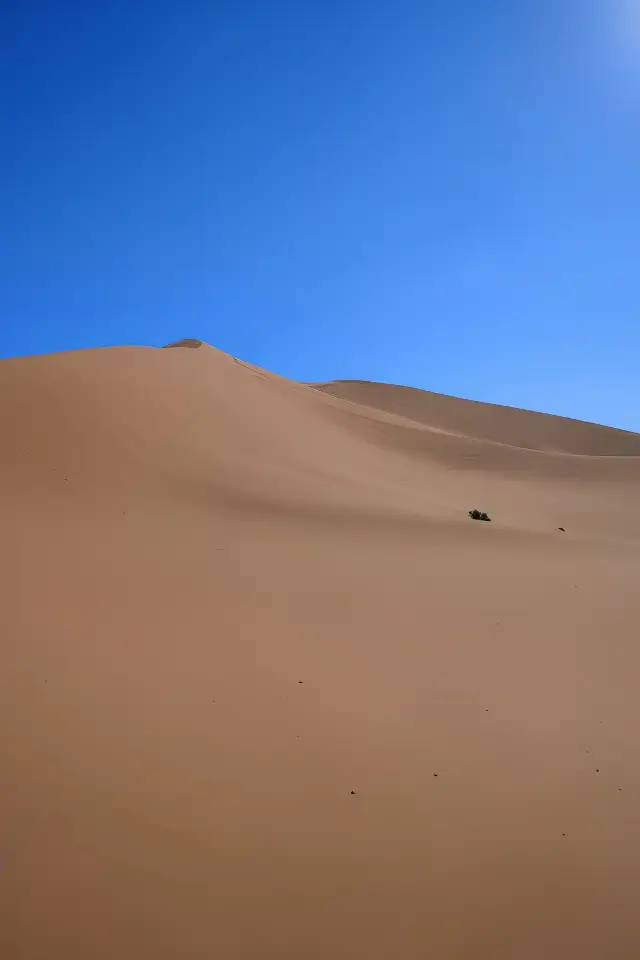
top-left (2, 341), bottom-right (640, 959)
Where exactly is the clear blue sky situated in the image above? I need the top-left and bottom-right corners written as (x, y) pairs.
top-left (2, 0), bottom-right (639, 429)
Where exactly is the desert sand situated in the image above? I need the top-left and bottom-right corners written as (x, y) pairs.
top-left (2, 341), bottom-right (639, 958)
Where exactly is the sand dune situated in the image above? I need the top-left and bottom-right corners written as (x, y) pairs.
top-left (2, 343), bottom-right (640, 959)
top-left (313, 379), bottom-right (640, 457)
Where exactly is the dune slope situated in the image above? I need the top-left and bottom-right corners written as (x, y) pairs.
top-left (2, 343), bottom-right (640, 959)
top-left (313, 378), bottom-right (640, 457)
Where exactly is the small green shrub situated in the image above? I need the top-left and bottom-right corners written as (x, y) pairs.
top-left (469, 509), bottom-right (491, 522)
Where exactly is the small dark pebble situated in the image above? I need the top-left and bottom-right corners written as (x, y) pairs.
top-left (596, 769), bottom-right (600, 773)
top-left (350, 791), bottom-right (356, 795)
top-left (562, 833), bottom-right (566, 837)
top-left (433, 773), bottom-right (438, 777)
top-left (298, 681), bottom-right (303, 684)
top-left (558, 527), bottom-right (565, 532)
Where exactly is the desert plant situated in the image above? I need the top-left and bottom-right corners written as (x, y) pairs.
top-left (469, 509), bottom-right (491, 522)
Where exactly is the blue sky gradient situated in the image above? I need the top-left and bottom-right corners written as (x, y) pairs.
top-left (2, 0), bottom-right (639, 429)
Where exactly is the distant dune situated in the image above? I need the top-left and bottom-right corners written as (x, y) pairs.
top-left (313, 379), bottom-right (640, 457)
top-left (2, 342), bottom-right (640, 959)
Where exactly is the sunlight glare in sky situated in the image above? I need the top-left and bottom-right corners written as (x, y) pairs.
top-left (576, 0), bottom-right (640, 103)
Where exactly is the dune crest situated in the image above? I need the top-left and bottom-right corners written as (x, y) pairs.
top-left (162, 337), bottom-right (204, 349)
